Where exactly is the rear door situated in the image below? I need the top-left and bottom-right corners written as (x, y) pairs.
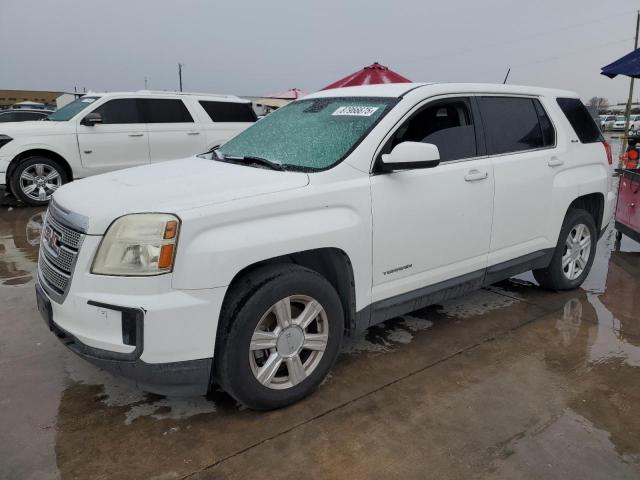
top-left (478, 96), bottom-right (559, 267)
top-left (77, 98), bottom-right (150, 173)
top-left (143, 98), bottom-right (206, 162)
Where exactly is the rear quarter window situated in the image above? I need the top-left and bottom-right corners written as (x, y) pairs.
top-left (199, 101), bottom-right (257, 122)
top-left (556, 98), bottom-right (603, 144)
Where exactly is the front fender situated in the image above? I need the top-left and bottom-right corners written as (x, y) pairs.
top-left (172, 180), bottom-right (373, 311)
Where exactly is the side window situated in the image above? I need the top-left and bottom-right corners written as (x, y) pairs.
top-left (0, 112), bottom-right (16, 122)
top-left (477, 97), bottom-right (545, 155)
top-left (91, 99), bottom-right (141, 124)
top-left (199, 101), bottom-right (257, 122)
top-left (533, 99), bottom-right (556, 147)
top-left (20, 112), bottom-right (47, 121)
top-left (388, 98), bottom-right (477, 162)
top-left (556, 98), bottom-right (603, 144)
top-left (142, 99), bottom-right (193, 123)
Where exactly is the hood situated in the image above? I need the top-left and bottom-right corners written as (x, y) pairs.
top-left (53, 157), bottom-right (310, 234)
top-left (0, 120), bottom-right (74, 136)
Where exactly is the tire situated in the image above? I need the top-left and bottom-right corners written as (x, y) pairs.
top-left (214, 264), bottom-right (344, 410)
top-left (9, 156), bottom-right (67, 206)
top-left (533, 208), bottom-right (597, 290)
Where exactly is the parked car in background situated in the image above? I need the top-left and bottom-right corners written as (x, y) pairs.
top-left (36, 83), bottom-right (615, 410)
top-left (0, 109), bottom-right (53, 123)
top-left (599, 114), bottom-right (616, 131)
top-left (612, 114), bottom-right (640, 131)
top-left (0, 91), bottom-right (256, 205)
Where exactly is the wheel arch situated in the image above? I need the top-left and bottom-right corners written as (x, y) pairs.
top-left (220, 247), bottom-right (357, 335)
top-left (7, 149), bottom-right (73, 193)
top-left (568, 192), bottom-right (605, 234)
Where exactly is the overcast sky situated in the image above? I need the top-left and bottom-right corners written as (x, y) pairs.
top-left (1, 0), bottom-right (639, 104)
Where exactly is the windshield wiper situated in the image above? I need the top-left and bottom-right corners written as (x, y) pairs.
top-left (219, 154), bottom-right (286, 171)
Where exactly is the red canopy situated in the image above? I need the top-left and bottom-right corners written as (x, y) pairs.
top-left (321, 62), bottom-right (411, 90)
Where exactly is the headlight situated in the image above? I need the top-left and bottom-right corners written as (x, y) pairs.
top-left (91, 213), bottom-right (180, 276)
top-left (0, 135), bottom-right (13, 150)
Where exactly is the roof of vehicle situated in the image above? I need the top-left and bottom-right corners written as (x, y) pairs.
top-left (0, 108), bottom-right (53, 113)
top-left (81, 90), bottom-right (252, 103)
top-left (304, 82), bottom-right (579, 100)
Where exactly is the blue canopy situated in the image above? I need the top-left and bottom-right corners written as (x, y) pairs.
top-left (602, 48), bottom-right (640, 78)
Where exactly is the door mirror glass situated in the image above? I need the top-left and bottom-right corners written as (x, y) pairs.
top-left (380, 141), bottom-right (440, 172)
top-left (82, 112), bottom-right (103, 126)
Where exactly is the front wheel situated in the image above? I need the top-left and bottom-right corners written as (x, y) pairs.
top-left (533, 208), bottom-right (597, 290)
top-left (214, 265), bottom-right (344, 410)
top-left (9, 156), bottom-right (67, 206)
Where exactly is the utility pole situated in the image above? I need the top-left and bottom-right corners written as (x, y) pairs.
top-left (621, 10), bottom-right (640, 158)
top-left (178, 63), bottom-right (184, 92)
top-left (144, 76), bottom-right (148, 89)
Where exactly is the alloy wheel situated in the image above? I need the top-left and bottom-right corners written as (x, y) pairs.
top-left (249, 295), bottom-right (329, 390)
top-left (19, 164), bottom-right (62, 202)
top-left (562, 223), bottom-right (591, 280)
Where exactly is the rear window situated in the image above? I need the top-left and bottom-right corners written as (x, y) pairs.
top-left (199, 101), bottom-right (257, 122)
top-left (556, 98), bottom-right (603, 143)
top-left (477, 97), bottom-right (552, 155)
top-left (142, 99), bottom-right (193, 123)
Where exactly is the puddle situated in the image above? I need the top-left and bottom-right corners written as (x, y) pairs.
top-left (0, 207), bottom-right (44, 286)
top-left (65, 357), bottom-right (217, 425)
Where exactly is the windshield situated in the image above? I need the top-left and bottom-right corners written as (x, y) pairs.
top-left (217, 97), bottom-right (397, 170)
top-left (616, 116), bottom-right (625, 121)
top-left (47, 96), bottom-right (100, 121)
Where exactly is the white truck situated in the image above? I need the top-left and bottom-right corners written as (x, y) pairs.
top-left (36, 83), bottom-right (615, 410)
top-left (0, 91), bottom-right (256, 205)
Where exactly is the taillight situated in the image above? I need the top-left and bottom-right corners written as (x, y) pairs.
top-left (602, 140), bottom-right (613, 165)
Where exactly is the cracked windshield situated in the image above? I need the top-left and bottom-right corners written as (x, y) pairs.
top-left (217, 97), bottom-right (395, 170)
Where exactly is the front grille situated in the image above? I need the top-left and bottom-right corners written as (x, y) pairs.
top-left (38, 204), bottom-right (86, 303)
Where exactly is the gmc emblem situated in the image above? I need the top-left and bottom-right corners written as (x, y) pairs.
top-left (43, 225), bottom-right (61, 256)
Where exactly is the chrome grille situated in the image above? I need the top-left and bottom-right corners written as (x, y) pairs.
top-left (38, 204), bottom-right (86, 303)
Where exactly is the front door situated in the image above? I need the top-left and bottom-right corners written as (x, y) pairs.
top-left (77, 98), bottom-right (149, 174)
top-left (371, 97), bottom-right (494, 304)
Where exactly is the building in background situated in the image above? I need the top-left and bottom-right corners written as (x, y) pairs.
top-left (0, 90), bottom-right (80, 110)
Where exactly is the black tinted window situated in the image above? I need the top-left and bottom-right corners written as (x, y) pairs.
top-left (19, 112), bottom-right (47, 121)
top-left (556, 97), bottom-right (603, 143)
top-left (199, 101), bottom-right (257, 122)
top-left (0, 112), bottom-right (16, 122)
top-left (478, 97), bottom-right (544, 154)
top-left (533, 100), bottom-right (555, 147)
top-left (143, 99), bottom-right (193, 123)
top-left (389, 99), bottom-right (477, 161)
top-left (92, 99), bottom-right (141, 124)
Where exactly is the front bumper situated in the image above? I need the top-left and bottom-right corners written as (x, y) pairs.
top-left (37, 282), bottom-right (214, 396)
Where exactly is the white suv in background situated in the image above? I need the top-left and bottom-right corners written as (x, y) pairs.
top-left (36, 83), bottom-right (615, 410)
top-left (0, 91), bottom-right (256, 205)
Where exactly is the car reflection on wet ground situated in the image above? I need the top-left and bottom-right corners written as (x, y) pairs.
top-left (2, 144), bottom-right (640, 479)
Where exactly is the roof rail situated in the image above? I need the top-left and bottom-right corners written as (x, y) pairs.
top-left (135, 90), bottom-right (238, 98)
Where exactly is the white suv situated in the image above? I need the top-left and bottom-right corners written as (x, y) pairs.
top-left (0, 91), bottom-right (256, 206)
top-left (35, 83), bottom-right (615, 410)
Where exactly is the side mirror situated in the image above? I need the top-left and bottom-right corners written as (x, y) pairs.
top-left (380, 141), bottom-right (440, 172)
top-left (81, 112), bottom-right (103, 126)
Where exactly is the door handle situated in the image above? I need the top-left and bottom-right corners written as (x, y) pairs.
top-left (187, 131), bottom-right (201, 136)
top-left (464, 169), bottom-right (488, 182)
top-left (548, 157), bottom-right (564, 167)
top-left (128, 133), bottom-right (144, 137)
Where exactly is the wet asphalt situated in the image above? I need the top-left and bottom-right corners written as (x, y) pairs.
top-left (1, 136), bottom-right (640, 479)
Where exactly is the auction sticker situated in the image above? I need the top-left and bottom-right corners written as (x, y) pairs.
top-left (332, 106), bottom-right (379, 116)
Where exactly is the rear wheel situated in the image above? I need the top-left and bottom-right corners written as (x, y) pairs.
top-left (533, 208), bottom-right (597, 290)
top-left (9, 156), bottom-right (67, 206)
top-left (214, 265), bottom-right (344, 410)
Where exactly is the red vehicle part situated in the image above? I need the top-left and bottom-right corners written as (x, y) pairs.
top-left (616, 169), bottom-right (640, 242)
